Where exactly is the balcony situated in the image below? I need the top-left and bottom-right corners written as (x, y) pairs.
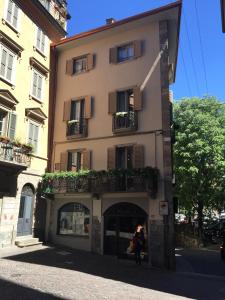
top-left (41, 167), bottom-right (158, 198)
top-left (67, 119), bottom-right (88, 139)
top-left (0, 140), bottom-right (31, 168)
top-left (113, 111), bottom-right (138, 133)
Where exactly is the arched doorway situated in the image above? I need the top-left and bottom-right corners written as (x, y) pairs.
top-left (17, 185), bottom-right (34, 236)
top-left (104, 202), bottom-right (148, 258)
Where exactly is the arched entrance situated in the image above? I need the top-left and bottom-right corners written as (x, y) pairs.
top-left (17, 185), bottom-right (34, 236)
top-left (104, 202), bottom-right (148, 258)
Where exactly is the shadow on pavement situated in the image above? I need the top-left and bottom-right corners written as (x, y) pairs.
top-left (0, 276), bottom-right (64, 300)
top-left (3, 245), bottom-right (225, 300)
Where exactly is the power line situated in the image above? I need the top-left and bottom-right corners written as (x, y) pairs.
top-left (183, 11), bottom-right (201, 97)
top-left (194, 0), bottom-right (209, 95)
top-left (180, 47), bottom-right (192, 96)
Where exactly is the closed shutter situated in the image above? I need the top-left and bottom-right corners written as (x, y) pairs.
top-left (6, 0), bottom-right (13, 22)
top-left (107, 147), bottom-right (116, 170)
top-left (32, 71), bottom-right (38, 96)
top-left (12, 4), bottom-right (19, 28)
top-left (108, 91), bottom-right (117, 114)
top-left (6, 53), bottom-right (13, 82)
top-left (8, 113), bottom-right (16, 140)
top-left (83, 150), bottom-right (91, 170)
top-left (66, 59), bottom-right (73, 75)
top-left (109, 47), bottom-right (117, 64)
top-left (36, 28), bottom-right (41, 49)
top-left (60, 152), bottom-right (68, 171)
top-left (133, 145), bottom-right (144, 168)
top-left (84, 96), bottom-right (92, 119)
top-left (33, 125), bottom-right (39, 153)
top-left (87, 54), bottom-right (94, 70)
top-left (63, 100), bottom-right (71, 121)
top-left (41, 32), bottom-right (45, 53)
top-left (133, 86), bottom-right (142, 111)
top-left (37, 74), bottom-right (42, 99)
top-left (0, 48), bottom-right (7, 76)
top-left (134, 40), bottom-right (142, 58)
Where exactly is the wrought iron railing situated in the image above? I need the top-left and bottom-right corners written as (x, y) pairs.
top-left (113, 111), bottom-right (138, 132)
top-left (0, 142), bottom-right (31, 166)
top-left (42, 171), bottom-right (158, 197)
top-left (67, 119), bottom-right (88, 138)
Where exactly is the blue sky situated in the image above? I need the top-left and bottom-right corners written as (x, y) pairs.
top-left (66, 0), bottom-right (225, 102)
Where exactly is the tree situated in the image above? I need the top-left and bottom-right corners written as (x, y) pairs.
top-left (173, 97), bottom-right (225, 230)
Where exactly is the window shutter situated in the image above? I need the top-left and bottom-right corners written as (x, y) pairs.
top-left (0, 49), bottom-right (7, 76)
top-left (109, 47), bottom-right (117, 64)
top-left (12, 5), bottom-right (19, 28)
top-left (84, 96), bottom-right (92, 119)
top-left (6, 0), bottom-right (13, 22)
top-left (66, 59), bottom-right (73, 75)
top-left (37, 74), bottom-right (42, 99)
top-left (33, 125), bottom-right (39, 153)
top-left (63, 100), bottom-right (71, 121)
top-left (9, 113), bottom-right (16, 140)
top-left (107, 147), bottom-right (116, 170)
top-left (83, 150), bottom-right (91, 170)
top-left (108, 91), bottom-right (117, 114)
top-left (134, 40), bottom-right (142, 58)
top-left (133, 86), bottom-right (142, 111)
top-left (87, 54), bottom-right (94, 70)
top-left (60, 152), bottom-right (68, 171)
top-left (6, 53), bottom-right (13, 81)
top-left (36, 28), bottom-right (41, 49)
top-left (133, 145), bottom-right (144, 169)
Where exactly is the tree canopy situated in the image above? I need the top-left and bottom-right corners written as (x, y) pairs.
top-left (173, 97), bottom-right (225, 227)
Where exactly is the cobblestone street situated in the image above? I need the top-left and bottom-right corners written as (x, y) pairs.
top-left (0, 245), bottom-right (225, 300)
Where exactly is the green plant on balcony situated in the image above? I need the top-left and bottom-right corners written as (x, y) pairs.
top-left (22, 143), bottom-right (34, 154)
top-left (0, 136), bottom-right (10, 144)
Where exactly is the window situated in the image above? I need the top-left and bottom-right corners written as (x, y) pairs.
top-left (67, 99), bottom-right (85, 136)
top-left (116, 146), bottom-right (133, 169)
top-left (0, 44), bottom-right (16, 84)
top-left (68, 151), bottom-right (83, 172)
top-left (58, 203), bottom-right (90, 236)
top-left (28, 121), bottom-right (39, 153)
top-left (36, 27), bottom-right (46, 55)
top-left (0, 109), bottom-right (16, 139)
top-left (73, 56), bottom-right (87, 74)
top-left (38, 0), bottom-right (50, 11)
top-left (31, 69), bottom-right (44, 101)
top-left (5, 0), bottom-right (20, 30)
top-left (117, 44), bottom-right (134, 62)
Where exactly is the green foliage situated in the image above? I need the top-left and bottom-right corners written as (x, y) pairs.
top-left (174, 96), bottom-right (225, 224)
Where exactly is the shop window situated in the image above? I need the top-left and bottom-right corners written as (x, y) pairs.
top-left (58, 203), bottom-right (90, 236)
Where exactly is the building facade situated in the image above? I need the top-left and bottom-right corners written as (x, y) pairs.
top-left (0, 0), bottom-right (68, 247)
top-left (44, 1), bottom-right (181, 269)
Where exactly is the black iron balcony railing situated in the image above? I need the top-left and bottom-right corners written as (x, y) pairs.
top-left (0, 141), bottom-right (31, 166)
top-left (113, 111), bottom-right (138, 132)
top-left (42, 168), bottom-right (158, 198)
top-left (67, 119), bottom-right (88, 138)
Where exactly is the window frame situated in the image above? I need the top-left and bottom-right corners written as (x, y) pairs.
top-left (0, 43), bottom-right (16, 85)
top-left (116, 145), bottom-right (134, 169)
top-left (27, 119), bottom-right (40, 155)
top-left (35, 26), bottom-right (47, 56)
top-left (30, 68), bottom-right (45, 102)
top-left (117, 43), bottom-right (135, 63)
top-left (67, 98), bottom-right (86, 137)
top-left (73, 55), bottom-right (88, 75)
top-left (67, 150), bottom-right (84, 172)
top-left (0, 106), bottom-right (17, 139)
top-left (4, 0), bottom-right (21, 32)
top-left (57, 202), bottom-right (90, 237)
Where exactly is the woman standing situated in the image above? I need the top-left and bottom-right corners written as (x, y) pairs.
top-left (133, 225), bottom-right (145, 265)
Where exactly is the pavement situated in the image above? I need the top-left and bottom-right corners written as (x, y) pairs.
top-left (0, 244), bottom-right (224, 300)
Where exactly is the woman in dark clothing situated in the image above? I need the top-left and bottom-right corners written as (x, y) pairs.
top-left (133, 225), bottom-right (145, 265)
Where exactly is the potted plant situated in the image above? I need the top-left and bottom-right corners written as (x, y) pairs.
top-left (22, 143), bottom-right (34, 154)
top-left (0, 136), bottom-right (10, 144)
top-left (12, 137), bottom-right (22, 147)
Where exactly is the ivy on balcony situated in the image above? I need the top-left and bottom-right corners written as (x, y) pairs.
top-left (42, 167), bottom-right (159, 197)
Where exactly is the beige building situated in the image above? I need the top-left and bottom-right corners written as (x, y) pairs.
top-left (0, 0), bottom-right (68, 247)
top-left (44, 1), bottom-right (181, 269)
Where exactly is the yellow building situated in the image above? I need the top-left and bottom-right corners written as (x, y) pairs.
top-left (0, 0), bottom-right (68, 247)
top-left (44, 1), bottom-right (181, 269)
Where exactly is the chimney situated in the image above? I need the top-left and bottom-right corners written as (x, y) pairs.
top-left (106, 18), bottom-right (116, 25)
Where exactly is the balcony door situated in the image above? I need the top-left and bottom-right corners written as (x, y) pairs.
top-left (17, 185), bottom-right (34, 236)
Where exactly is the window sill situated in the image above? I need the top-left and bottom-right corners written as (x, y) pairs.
top-left (33, 46), bottom-right (47, 60)
top-left (29, 94), bottom-right (43, 104)
top-left (0, 76), bottom-right (15, 89)
top-left (72, 69), bottom-right (89, 76)
top-left (2, 18), bottom-right (20, 36)
top-left (113, 127), bottom-right (137, 134)
top-left (67, 133), bottom-right (87, 139)
top-left (112, 56), bottom-right (138, 65)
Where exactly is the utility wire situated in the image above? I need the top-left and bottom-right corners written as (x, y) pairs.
top-left (194, 0), bottom-right (209, 95)
top-left (180, 47), bottom-right (192, 96)
top-left (183, 11), bottom-right (200, 97)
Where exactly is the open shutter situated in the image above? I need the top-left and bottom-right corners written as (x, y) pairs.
top-left (63, 100), bottom-right (71, 121)
top-left (108, 91), bottom-right (117, 114)
top-left (83, 150), bottom-right (91, 170)
top-left (134, 40), bottom-right (142, 58)
top-left (133, 86), bottom-right (142, 111)
top-left (60, 152), bottom-right (68, 171)
top-left (84, 96), bottom-right (92, 119)
top-left (133, 145), bottom-right (144, 169)
top-left (8, 113), bottom-right (16, 140)
top-left (107, 147), bottom-right (116, 170)
top-left (66, 59), bottom-right (73, 75)
top-left (109, 47), bottom-right (117, 64)
top-left (87, 54), bottom-right (94, 70)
